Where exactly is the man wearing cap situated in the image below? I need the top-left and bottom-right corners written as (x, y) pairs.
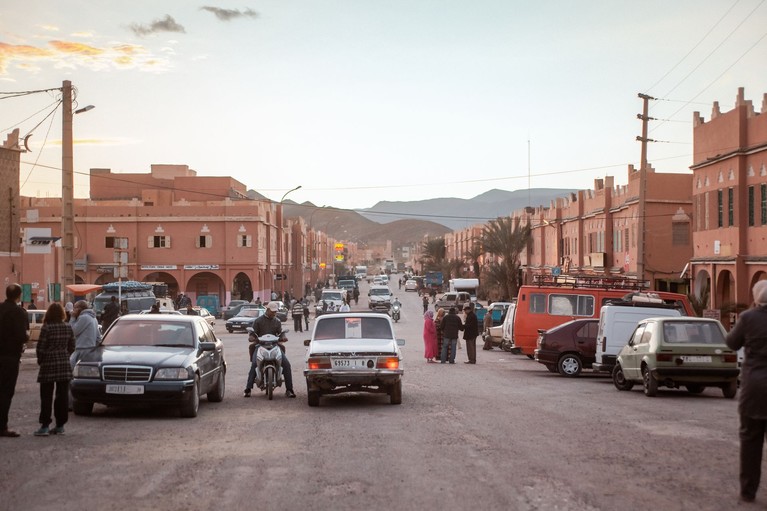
top-left (463, 303), bottom-right (479, 364)
top-left (243, 302), bottom-right (296, 398)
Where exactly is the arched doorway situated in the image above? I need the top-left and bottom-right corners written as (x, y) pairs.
top-left (185, 272), bottom-right (226, 311)
top-left (750, 271), bottom-right (767, 304)
top-left (716, 269), bottom-right (736, 329)
top-left (95, 273), bottom-right (116, 286)
top-left (143, 272), bottom-right (180, 299)
top-left (232, 272), bottom-right (253, 302)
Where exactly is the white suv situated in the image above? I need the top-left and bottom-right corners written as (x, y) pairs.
top-left (368, 285), bottom-right (393, 310)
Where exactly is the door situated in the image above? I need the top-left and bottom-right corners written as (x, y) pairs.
top-left (622, 325), bottom-right (646, 380)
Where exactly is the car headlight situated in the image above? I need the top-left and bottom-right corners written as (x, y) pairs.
top-left (155, 367), bottom-right (192, 380)
top-left (73, 364), bottom-right (100, 378)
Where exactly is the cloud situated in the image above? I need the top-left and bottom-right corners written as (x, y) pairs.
top-left (200, 6), bottom-right (258, 21)
top-left (37, 25), bottom-right (59, 32)
top-left (49, 40), bottom-right (104, 56)
top-left (129, 14), bottom-right (185, 37)
top-left (0, 42), bottom-right (53, 73)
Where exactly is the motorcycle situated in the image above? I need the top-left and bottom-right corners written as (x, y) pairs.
top-left (391, 303), bottom-right (401, 322)
top-left (247, 327), bottom-right (287, 400)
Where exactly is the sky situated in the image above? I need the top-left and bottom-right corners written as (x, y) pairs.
top-left (1, 0), bottom-right (766, 212)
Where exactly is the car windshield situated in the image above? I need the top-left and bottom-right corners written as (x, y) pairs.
top-left (236, 308), bottom-right (263, 318)
top-left (370, 289), bottom-right (390, 296)
top-left (314, 317), bottom-right (394, 340)
top-left (662, 321), bottom-right (726, 344)
top-left (322, 292), bottom-right (344, 301)
top-left (102, 320), bottom-right (195, 347)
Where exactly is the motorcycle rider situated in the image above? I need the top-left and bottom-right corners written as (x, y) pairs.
top-left (243, 302), bottom-right (296, 398)
top-left (391, 297), bottom-right (402, 319)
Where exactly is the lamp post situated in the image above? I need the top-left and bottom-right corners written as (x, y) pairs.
top-left (277, 185), bottom-right (302, 298)
top-left (61, 80), bottom-right (94, 302)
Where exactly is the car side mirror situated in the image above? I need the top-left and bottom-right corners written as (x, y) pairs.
top-left (303, 339), bottom-right (311, 347)
top-left (397, 339), bottom-right (406, 346)
top-left (199, 341), bottom-right (216, 351)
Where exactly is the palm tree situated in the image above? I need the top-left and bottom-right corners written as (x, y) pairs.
top-left (480, 217), bottom-right (531, 299)
top-left (420, 237), bottom-right (446, 271)
top-left (441, 258), bottom-right (464, 281)
top-left (463, 240), bottom-right (483, 282)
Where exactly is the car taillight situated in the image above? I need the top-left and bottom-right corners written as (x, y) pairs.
top-left (656, 354), bottom-right (673, 362)
top-left (723, 354), bottom-right (737, 363)
top-left (307, 357), bottom-right (331, 369)
top-left (377, 357), bottom-right (399, 369)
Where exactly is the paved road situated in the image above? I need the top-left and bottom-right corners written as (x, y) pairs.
top-left (0, 280), bottom-right (748, 510)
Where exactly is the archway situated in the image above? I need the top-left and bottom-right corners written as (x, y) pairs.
top-left (143, 272), bottom-right (180, 299)
top-left (185, 272), bottom-right (227, 311)
top-left (716, 269), bottom-right (735, 329)
top-left (232, 272), bottom-right (253, 302)
top-left (95, 273), bottom-right (116, 286)
top-left (749, 271), bottom-right (767, 304)
top-left (693, 269), bottom-right (710, 307)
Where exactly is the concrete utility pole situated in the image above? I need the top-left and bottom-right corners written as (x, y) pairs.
top-left (61, 81), bottom-right (74, 301)
top-left (636, 93), bottom-right (655, 286)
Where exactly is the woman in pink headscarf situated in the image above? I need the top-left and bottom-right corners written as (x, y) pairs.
top-left (423, 310), bottom-right (438, 363)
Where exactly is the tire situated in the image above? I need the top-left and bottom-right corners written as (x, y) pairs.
top-left (686, 384), bottom-right (705, 394)
top-left (207, 369), bottom-right (225, 402)
top-left (308, 390), bottom-right (321, 407)
top-left (612, 363), bottom-right (634, 391)
top-left (226, 328), bottom-right (233, 333)
top-left (266, 367), bottom-right (274, 401)
top-left (642, 366), bottom-right (658, 397)
top-left (72, 399), bottom-right (93, 416)
top-left (180, 376), bottom-right (200, 418)
top-left (722, 380), bottom-right (738, 399)
top-left (389, 380), bottom-right (402, 405)
top-left (545, 364), bottom-right (558, 373)
top-left (526, 354), bottom-right (535, 360)
top-left (557, 353), bottom-right (582, 377)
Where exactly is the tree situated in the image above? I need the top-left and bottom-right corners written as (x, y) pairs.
top-left (480, 217), bottom-right (531, 300)
top-left (420, 237), bottom-right (446, 271)
top-left (463, 241), bottom-right (483, 281)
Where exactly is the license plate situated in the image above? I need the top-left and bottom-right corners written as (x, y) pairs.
top-left (681, 356), bottom-right (712, 363)
top-left (332, 358), bottom-right (370, 368)
top-left (106, 384), bottom-right (145, 395)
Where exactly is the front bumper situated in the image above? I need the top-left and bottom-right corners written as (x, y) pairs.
top-left (71, 379), bottom-right (195, 406)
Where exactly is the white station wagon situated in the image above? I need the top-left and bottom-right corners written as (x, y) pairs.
top-left (303, 313), bottom-right (405, 406)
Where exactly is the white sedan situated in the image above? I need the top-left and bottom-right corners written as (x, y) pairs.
top-left (404, 279), bottom-right (418, 292)
top-left (303, 313), bottom-right (405, 407)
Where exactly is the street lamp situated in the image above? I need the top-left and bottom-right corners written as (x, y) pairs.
top-left (61, 79), bottom-right (94, 302)
top-left (277, 185), bottom-right (302, 297)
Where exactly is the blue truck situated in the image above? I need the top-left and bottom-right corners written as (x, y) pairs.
top-left (424, 271), bottom-right (444, 292)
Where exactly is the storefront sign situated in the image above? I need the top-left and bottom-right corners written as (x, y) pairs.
top-left (141, 265), bottom-right (178, 271)
top-left (183, 265), bottom-right (220, 270)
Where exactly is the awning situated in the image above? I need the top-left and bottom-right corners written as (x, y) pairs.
top-left (66, 284), bottom-right (103, 295)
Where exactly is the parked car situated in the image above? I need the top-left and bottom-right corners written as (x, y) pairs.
top-left (534, 319), bottom-right (599, 376)
top-left (611, 317), bottom-right (740, 398)
top-left (404, 279), bottom-right (418, 292)
top-left (220, 300), bottom-right (251, 320)
top-left (70, 314), bottom-right (226, 418)
top-left (226, 307), bottom-right (265, 333)
top-left (27, 309), bottom-right (46, 342)
top-left (179, 306), bottom-right (215, 327)
top-left (434, 292), bottom-right (472, 312)
top-left (139, 309), bottom-right (183, 315)
top-left (303, 312), bottom-right (405, 406)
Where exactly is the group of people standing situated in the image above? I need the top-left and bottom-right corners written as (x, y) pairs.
top-left (422, 304), bottom-right (479, 364)
top-left (0, 284), bottom-right (101, 438)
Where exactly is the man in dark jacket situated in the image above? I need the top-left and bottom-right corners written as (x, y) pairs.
top-left (101, 296), bottom-right (120, 330)
top-left (0, 284), bottom-right (29, 438)
top-left (463, 303), bottom-right (479, 364)
top-left (244, 302), bottom-right (296, 398)
top-left (440, 307), bottom-right (464, 364)
top-left (726, 280), bottom-right (767, 504)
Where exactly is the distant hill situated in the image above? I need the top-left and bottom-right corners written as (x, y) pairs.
top-left (361, 188), bottom-right (577, 230)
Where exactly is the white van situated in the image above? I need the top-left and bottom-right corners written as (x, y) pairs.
top-left (592, 304), bottom-right (681, 373)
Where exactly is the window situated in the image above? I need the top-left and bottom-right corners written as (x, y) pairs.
top-left (238, 234), bottom-right (252, 248)
top-left (529, 293), bottom-right (546, 313)
top-left (548, 294), bottom-right (594, 316)
top-left (624, 229), bottom-right (629, 252)
top-left (672, 221), bottom-right (690, 245)
top-left (748, 186), bottom-right (755, 226)
top-left (148, 235), bottom-right (170, 248)
top-left (105, 236), bottom-right (115, 248)
top-left (762, 184), bottom-right (767, 225)
top-left (196, 235), bottom-right (212, 248)
top-left (728, 187), bottom-right (734, 226)
top-left (717, 189), bottom-right (723, 227)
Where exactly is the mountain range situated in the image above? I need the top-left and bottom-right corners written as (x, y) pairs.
top-left (274, 188), bottom-right (577, 245)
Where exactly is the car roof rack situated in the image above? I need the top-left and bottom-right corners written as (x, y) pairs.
top-left (531, 274), bottom-right (649, 290)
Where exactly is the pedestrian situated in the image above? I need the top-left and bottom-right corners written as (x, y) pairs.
top-left (69, 300), bottom-right (101, 370)
top-left (422, 295), bottom-right (429, 314)
top-left (28, 301), bottom-right (37, 310)
top-left (0, 284), bottom-right (29, 438)
top-left (463, 303), bottom-right (479, 364)
top-left (303, 300), bottom-right (310, 331)
top-left (435, 307), bottom-right (446, 359)
top-left (726, 280), bottom-right (767, 504)
top-left (34, 303), bottom-right (75, 436)
top-left (149, 303), bottom-right (161, 314)
top-left (186, 304), bottom-right (198, 316)
top-left (398, 278), bottom-right (402, 290)
top-left (101, 295), bottom-right (120, 330)
top-left (340, 301), bottom-right (351, 312)
top-left (423, 310), bottom-right (438, 363)
top-left (64, 302), bottom-right (74, 322)
top-left (353, 287), bottom-right (359, 305)
top-left (482, 307), bottom-right (495, 350)
top-left (291, 300), bottom-right (304, 332)
top-left (439, 307), bottom-right (464, 364)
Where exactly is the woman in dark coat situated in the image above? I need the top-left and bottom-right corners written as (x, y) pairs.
top-left (34, 303), bottom-right (75, 436)
top-left (435, 307), bottom-right (446, 360)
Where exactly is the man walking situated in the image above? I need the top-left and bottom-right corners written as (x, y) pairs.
top-left (439, 307), bottom-right (464, 364)
top-left (463, 303), bottom-right (479, 364)
top-left (101, 296), bottom-right (120, 331)
top-left (291, 299), bottom-right (304, 333)
top-left (0, 284), bottom-right (29, 437)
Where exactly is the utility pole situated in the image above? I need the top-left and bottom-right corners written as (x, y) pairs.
top-left (61, 80), bottom-right (74, 301)
top-left (635, 93), bottom-right (655, 287)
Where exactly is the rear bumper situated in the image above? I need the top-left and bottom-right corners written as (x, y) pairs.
top-left (304, 368), bottom-right (403, 389)
top-left (592, 355), bottom-right (617, 373)
top-left (652, 366), bottom-right (740, 380)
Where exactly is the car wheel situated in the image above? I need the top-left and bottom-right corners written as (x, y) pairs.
top-left (180, 376), bottom-right (200, 418)
top-left (557, 354), bottom-right (582, 377)
top-left (612, 363), bottom-right (634, 391)
top-left (685, 384), bottom-right (705, 394)
top-left (389, 380), bottom-right (402, 405)
top-left (501, 340), bottom-right (514, 353)
top-left (72, 399), bottom-right (93, 416)
top-left (642, 365), bottom-right (658, 397)
top-left (722, 380), bottom-right (738, 399)
top-left (226, 328), bottom-right (233, 333)
top-left (544, 364), bottom-right (558, 373)
top-left (207, 369), bottom-right (225, 402)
